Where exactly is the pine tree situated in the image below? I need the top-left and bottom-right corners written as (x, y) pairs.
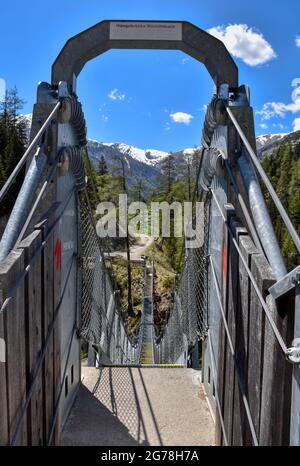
top-left (0, 87), bottom-right (27, 216)
top-left (262, 136), bottom-right (300, 271)
top-left (130, 178), bottom-right (145, 203)
top-left (98, 155), bottom-right (108, 175)
top-left (111, 153), bottom-right (134, 317)
top-left (156, 152), bottom-right (176, 200)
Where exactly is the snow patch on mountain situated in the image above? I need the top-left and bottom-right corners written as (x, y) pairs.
top-left (256, 133), bottom-right (288, 151)
top-left (102, 143), bottom-right (168, 166)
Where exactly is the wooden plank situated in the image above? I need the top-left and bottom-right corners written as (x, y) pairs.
top-left (18, 230), bottom-right (43, 445)
top-left (215, 204), bottom-right (235, 445)
top-left (35, 219), bottom-right (54, 444)
top-left (35, 202), bottom-right (61, 445)
top-left (232, 234), bottom-right (258, 445)
top-left (248, 253), bottom-right (275, 443)
top-left (223, 219), bottom-right (247, 445)
top-left (52, 221), bottom-right (62, 445)
top-left (0, 249), bottom-right (27, 445)
top-left (259, 292), bottom-right (294, 445)
top-left (0, 301), bottom-right (8, 444)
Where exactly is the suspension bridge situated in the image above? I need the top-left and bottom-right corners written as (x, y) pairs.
top-left (0, 20), bottom-right (299, 447)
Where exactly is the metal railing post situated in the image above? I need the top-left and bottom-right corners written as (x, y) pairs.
top-left (290, 275), bottom-right (300, 445)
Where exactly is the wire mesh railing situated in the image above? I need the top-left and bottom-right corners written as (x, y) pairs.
top-left (79, 190), bottom-right (142, 365)
top-left (154, 199), bottom-right (210, 364)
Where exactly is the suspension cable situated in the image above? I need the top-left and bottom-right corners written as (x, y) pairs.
top-left (226, 106), bottom-right (300, 254)
top-left (210, 188), bottom-right (289, 356)
top-left (15, 152), bottom-right (61, 247)
top-left (224, 160), bottom-right (263, 253)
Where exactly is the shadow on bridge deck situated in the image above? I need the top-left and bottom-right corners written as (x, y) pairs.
top-left (61, 367), bottom-right (215, 446)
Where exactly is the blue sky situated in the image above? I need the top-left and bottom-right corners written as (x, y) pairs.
top-left (1, 0), bottom-right (300, 151)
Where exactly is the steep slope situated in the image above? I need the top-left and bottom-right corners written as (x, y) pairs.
top-left (261, 130), bottom-right (300, 270)
top-left (87, 140), bottom-right (164, 190)
top-left (256, 132), bottom-right (293, 159)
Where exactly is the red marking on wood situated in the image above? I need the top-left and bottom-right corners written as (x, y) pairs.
top-left (54, 239), bottom-right (62, 271)
top-left (222, 245), bottom-right (228, 283)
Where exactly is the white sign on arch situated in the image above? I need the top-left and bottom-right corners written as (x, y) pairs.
top-left (110, 21), bottom-right (182, 41)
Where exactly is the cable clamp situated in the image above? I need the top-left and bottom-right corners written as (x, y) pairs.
top-left (286, 339), bottom-right (300, 364)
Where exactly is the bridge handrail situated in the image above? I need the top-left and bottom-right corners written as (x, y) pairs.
top-left (226, 106), bottom-right (300, 254)
top-left (0, 101), bottom-right (61, 205)
top-left (0, 187), bottom-right (75, 316)
top-left (210, 187), bottom-right (298, 362)
top-left (9, 252), bottom-right (76, 445)
top-left (209, 254), bottom-right (259, 445)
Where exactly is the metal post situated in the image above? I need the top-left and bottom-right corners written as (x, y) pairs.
top-left (290, 275), bottom-right (300, 445)
top-left (237, 150), bottom-right (287, 280)
top-left (0, 148), bottom-right (47, 261)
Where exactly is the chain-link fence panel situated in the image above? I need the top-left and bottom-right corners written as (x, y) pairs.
top-left (154, 198), bottom-right (210, 364)
top-left (79, 190), bottom-right (142, 365)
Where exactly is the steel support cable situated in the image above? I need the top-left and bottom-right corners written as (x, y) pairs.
top-left (0, 102), bottom-right (61, 204)
top-left (224, 160), bottom-right (263, 253)
top-left (210, 188), bottom-right (289, 356)
top-left (0, 187), bottom-right (75, 315)
top-left (207, 330), bottom-right (229, 446)
top-left (209, 254), bottom-right (259, 446)
top-left (15, 151), bottom-right (62, 247)
top-left (226, 106), bottom-right (300, 254)
top-left (10, 254), bottom-right (76, 445)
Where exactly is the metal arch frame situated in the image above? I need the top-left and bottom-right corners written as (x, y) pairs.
top-left (52, 20), bottom-right (238, 90)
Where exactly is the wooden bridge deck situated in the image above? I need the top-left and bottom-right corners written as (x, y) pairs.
top-left (62, 366), bottom-right (215, 446)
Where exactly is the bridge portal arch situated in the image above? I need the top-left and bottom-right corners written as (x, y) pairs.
top-left (52, 20), bottom-right (238, 91)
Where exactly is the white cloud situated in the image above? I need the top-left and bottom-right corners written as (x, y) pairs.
top-left (169, 112), bottom-right (194, 125)
top-left (273, 123), bottom-right (285, 130)
top-left (108, 88), bottom-right (126, 101)
top-left (260, 123), bottom-right (268, 129)
top-left (296, 36), bottom-right (300, 47)
top-left (257, 78), bottom-right (300, 120)
top-left (293, 117), bottom-right (300, 131)
top-left (207, 24), bottom-right (276, 66)
top-left (101, 114), bottom-right (109, 123)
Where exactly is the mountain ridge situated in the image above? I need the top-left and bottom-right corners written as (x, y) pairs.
top-left (22, 114), bottom-right (300, 187)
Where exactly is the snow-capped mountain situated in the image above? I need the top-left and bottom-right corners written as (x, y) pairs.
top-left (22, 114), bottom-right (298, 190)
top-left (88, 140), bottom-right (168, 168)
top-left (87, 141), bottom-right (198, 190)
top-left (256, 133), bottom-right (289, 158)
top-left (19, 113), bottom-right (32, 139)
top-left (87, 140), bottom-right (166, 190)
